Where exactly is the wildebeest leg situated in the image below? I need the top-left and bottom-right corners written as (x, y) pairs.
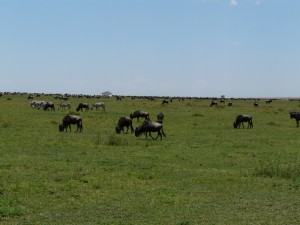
top-left (148, 132), bottom-right (155, 140)
top-left (125, 126), bottom-right (129, 134)
top-left (161, 127), bottom-right (166, 137)
top-left (155, 131), bottom-right (162, 140)
top-left (130, 125), bottom-right (134, 133)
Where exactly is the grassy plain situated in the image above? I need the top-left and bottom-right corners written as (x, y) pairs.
top-left (1, 94), bottom-right (300, 224)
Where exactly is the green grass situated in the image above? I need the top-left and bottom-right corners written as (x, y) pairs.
top-left (1, 94), bottom-right (300, 224)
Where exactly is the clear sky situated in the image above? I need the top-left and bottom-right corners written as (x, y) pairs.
top-left (1, 0), bottom-right (299, 98)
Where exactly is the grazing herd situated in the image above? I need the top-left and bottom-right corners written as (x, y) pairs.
top-left (25, 95), bottom-right (300, 141)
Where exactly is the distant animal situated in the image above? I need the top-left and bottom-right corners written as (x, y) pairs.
top-left (116, 96), bottom-right (122, 101)
top-left (130, 110), bottom-right (150, 123)
top-left (135, 120), bottom-right (166, 140)
top-left (220, 99), bottom-right (225, 103)
top-left (210, 101), bottom-right (218, 107)
top-left (58, 102), bottom-right (71, 111)
top-left (27, 95), bottom-right (33, 100)
top-left (228, 101), bottom-right (233, 107)
top-left (266, 99), bottom-right (272, 104)
top-left (58, 115), bottom-right (83, 132)
top-left (254, 102), bottom-right (259, 107)
top-left (30, 100), bottom-right (46, 109)
top-left (156, 112), bottom-right (164, 123)
top-left (290, 112), bottom-right (300, 127)
top-left (91, 102), bottom-right (105, 111)
top-left (115, 117), bottom-right (134, 134)
top-left (162, 99), bottom-right (169, 104)
top-left (76, 103), bottom-right (89, 111)
top-left (43, 102), bottom-right (55, 111)
top-left (233, 115), bottom-right (253, 129)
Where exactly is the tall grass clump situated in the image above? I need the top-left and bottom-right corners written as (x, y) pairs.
top-left (253, 159), bottom-right (300, 180)
top-left (107, 134), bottom-right (128, 146)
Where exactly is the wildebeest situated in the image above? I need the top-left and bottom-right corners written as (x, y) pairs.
top-left (43, 102), bottom-right (55, 111)
top-left (76, 103), bottom-right (89, 111)
top-left (254, 102), bottom-right (259, 107)
top-left (156, 112), bottom-right (164, 123)
top-left (58, 102), bottom-right (71, 111)
top-left (27, 95), bottom-right (33, 100)
top-left (135, 120), bottom-right (166, 140)
top-left (130, 110), bottom-right (150, 123)
top-left (91, 102), bottom-right (105, 111)
top-left (266, 99), bottom-right (272, 104)
top-left (228, 101), bottom-right (233, 107)
top-left (162, 99), bottom-right (169, 104)
top-left (58, 115), bottom-right (83, 132)
top-left (30, 100), bottom-right (46, 109)
top-left (210, 101), bottom-right (218, 107)
top-left (115, 117), bottom-right (134, 134)
top-left (290, 112), bottom-right (300, 127)
top-left (233, 115), bottom-right (253, 129)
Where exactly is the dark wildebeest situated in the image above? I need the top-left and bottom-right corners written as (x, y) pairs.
top-left (130, 110), bottom-right (150, 123)
top-left (162, 99), bottom-right (169, 105)
top-left (290, 112), bottom-right (300, 127)
top-left (228, 101), bottom-right (233, 107)
top-left (266, 99), bottom-right (272, 104)
top-left (156, 112), bottom-right (164, 123)
top-left (210, 101), bottom-right (218, 107)
top-left (43, 102), bottom-right (55, 111)
top-left (233, 115), bottom-right (253, 129)
top-left (135, 120), bottom-right (166, 140)
top-left (76, 103), bottom-right (89, 111)
top-left (91, 102), bottom-right (105, 111)
top-left (115, 117), bottom-right (134, 134)
top-left (254, 102), bottom-right (259, 107)
top-left (59, 115), bottom-right (83, 132)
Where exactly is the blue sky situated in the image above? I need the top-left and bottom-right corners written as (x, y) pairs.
top-left (1, 0), bottom-right (299, 97)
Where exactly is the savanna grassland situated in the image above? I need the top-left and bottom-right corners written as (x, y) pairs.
top-left (1, 93), bottom-right (300, 224)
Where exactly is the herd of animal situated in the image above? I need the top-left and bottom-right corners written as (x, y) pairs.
top-left (27, 96), bottom-right (300, 141)
top-left (30, 100), bottom-right (106, 112)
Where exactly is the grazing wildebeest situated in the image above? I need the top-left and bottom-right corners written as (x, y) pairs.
top-left (228, 101), bottom-right (233, 107)
top-left (58, 102), bottom-right (71, 111)
top-left (130, 110), bottom-right (150, 123)
top-left (210, 101), bottom-right (218, 107)
top-left (91, 102), bottom-right (105, 111)
top-left (266, 99), bottom-right (272, 104)
top-left (254, 102), bottom-right (259, 107)
top-left (76, 103), bottom-right (89, 111)
top-left (58, 115), bottom-right (83, 132)
top-left (115, 117), bottom-right (134, 134)
top-left (156, 112), bottom-right (164, 123)
top-left (233, 115), bottom-right (253, 129)
top-left (162, 99), bottom-right (169, 104)
top-left (30, 100), bottom-right (46, 109)
top-left (135, 121), bottom-right (166, 140)
top-left (290, 112), bottom-right (300, 127)
top-left (43, 102), bottom-right (55, 111)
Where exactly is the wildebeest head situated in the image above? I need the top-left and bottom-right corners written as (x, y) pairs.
top-left (58, 123), bottom-right (65, 132)
top-left (135, 126), bottom-right (141, 137)
top-left (115, 125), bottom-right (121, 134)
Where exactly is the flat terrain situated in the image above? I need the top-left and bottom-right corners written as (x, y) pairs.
top-left (1, 94), bottom-right (300, 224)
